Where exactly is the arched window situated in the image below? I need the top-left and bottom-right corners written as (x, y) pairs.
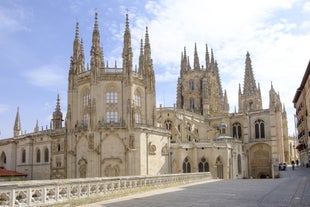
top-left (134, 94), bottom-right (141, 107)
top-left (135, 112), bottom-right (141, 124)
top-left (83, 93), bottom-right (89, 106)
top-left (187, 124), bottom-right (191, 141)
top-left (21, 149), bottom-right (26, 163)
top-left (106, 91), bottom-right (118, 103)
top-left (106, 111), bottom-right (118, 123)
top-left (57, 144), bottom-right (61, 152)
top-left (190, 98), bottom-right (195, 110)
top-left (0, 152), bottom-right (6, 166)
top-left (238, 154), bottom-right (242, 174)
top-left (255, 119), bottom-right (265, 139)
top-left (44, 148), bottom-right (49, 162)
top-left (232, 122), bottom-right (242, 139)
top-left (198, 157), bottom-right (209, 172)
top-left (164, 120), bottom-right (172, 130)
top-left (36, 149), bottom-right (41, 163)
top-left (183, 157), bottom-right (191, 173)
top-left (189, 80), bottom-right (194, 91)
top-left (83, 113), bottom-right (88, 126)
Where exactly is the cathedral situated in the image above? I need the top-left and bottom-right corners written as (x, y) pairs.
top-left (0, 13), bottom-right (290, 180)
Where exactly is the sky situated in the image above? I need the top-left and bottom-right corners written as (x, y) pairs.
top-left (0, 0), bottom-right (309, 138)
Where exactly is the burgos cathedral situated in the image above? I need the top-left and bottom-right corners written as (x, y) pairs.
top-left (0, 13), bottom-right (290, 180)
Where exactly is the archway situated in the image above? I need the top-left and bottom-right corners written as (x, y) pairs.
top-left (249, 143), bottom-right (271, 178)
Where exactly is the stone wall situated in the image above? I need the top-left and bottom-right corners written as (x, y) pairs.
top-left (0, 172), bottom-right (212, 206)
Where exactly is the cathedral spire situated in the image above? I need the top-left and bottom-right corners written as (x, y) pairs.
top-left (210, 49), bottom-right (215, 65)
top-left (122, 12), bottom-right (133, 76)
top-left (138, 39), bottom-right (144, 75)
top-left (52, 94), bottom-right (63, 129)
top-left (143, 26), bottom-right (155, 92)
top-left (243, 51), bottom-right (257, 95)
top-left (205, 44), bottom-right (210, 69)
top-left (144, 27), bottom-right (151, 66)
top-left (90, 12), bottom-right (103, 76)
top-left (214, 61), bottom-right (223, 97)
top-left (193, 43), bottom-right (200, 70)
top-left (238, 52), bottom-right (262, 112)
top-left (14, 107), bottom-right (22, 137)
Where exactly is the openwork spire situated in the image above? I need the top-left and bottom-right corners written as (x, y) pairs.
top-left (243, 52), bottom-right (257, 96)
top-left (122, 12), bottom-right (133, 75)
top-left (205, 44), bottom-right (210, 69)
top-left (193, 43), bottom-right (200, 70)
top-left (75, 22), bottom-right (79, 40)
top-left (238, 51), bottom-right (262, 112)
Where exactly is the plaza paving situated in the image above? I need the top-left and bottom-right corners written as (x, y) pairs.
top-left (83, 166), bottom-right (310, 207)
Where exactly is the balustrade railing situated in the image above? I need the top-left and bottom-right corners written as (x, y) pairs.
top-left (0, 172), bottom-right (211, 206)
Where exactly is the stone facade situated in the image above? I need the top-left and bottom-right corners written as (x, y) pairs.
top-left (160, 47), bottom-right (289, 179)
top-left (293, 61), bottom-right (310, 166)
top-left (0, 12), bottom-right (289, 180)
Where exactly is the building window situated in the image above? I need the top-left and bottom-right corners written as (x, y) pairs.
top-left (255, 119), bottom-right (265, 139)
top-left (83, 114), bottom-right (88, 126)
top-left (83, 94), bottom-right (89, 106)
top-left (190, 98), bottom-right (195, 110)
top-left (135, 94), bottom-right (141, 107)
top-left (232, 122), bottom-right (242, 139)
top-left (135, 112), bottom-right (141, 123)
top-left (58, 144), bottom-right (61, 152)
top-left (183, 157), bottom-right (191, 173)
top-left (106, 111), bottom-right (118, 123)
top-left (238, 154), bottom-right (242, 174)
top-left (36, 149), bottom-right (41, 163)
top-left (164, 120), bottom-right (172, 130)
top-left (189, 80), bottom-right (194, 91)
top-left (106, 91), bottom-right (118, 103)
top-left (0, 152), bottom-right (6, 166)
top-left (198, 157), bottom-right (209, 172)
top-left (44, 148), bottom-right (49, 162)
top-left (22, 149), bottom-right (26, 163)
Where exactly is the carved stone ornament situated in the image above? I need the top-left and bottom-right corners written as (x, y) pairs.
top-left (78, 157), bottom-right (87, 178)
top-left (161, 143), bottom-right (168, 156)
top-left (148, 142), bottom-right (156, 155)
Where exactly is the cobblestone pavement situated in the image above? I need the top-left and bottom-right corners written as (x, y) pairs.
top-left (83, 166), bottom-right (310, 207)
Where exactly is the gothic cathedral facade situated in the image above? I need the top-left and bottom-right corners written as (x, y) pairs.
top-left (0, 13), bottom-right (289, 180)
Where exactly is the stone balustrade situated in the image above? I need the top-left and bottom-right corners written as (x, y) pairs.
top-left (0, 172), bottom-right (212, 206)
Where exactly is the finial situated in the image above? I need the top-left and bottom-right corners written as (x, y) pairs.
top-left (140, 38), bottom-right (144, 56)
top-left (75, 22), bottom-right (79, 40)
top-left (94, 12), bottom-right (99, 31)
top-left (144, 26), bottom-right (149, 45)
top-left (125, 12), bottom-right (130, 32)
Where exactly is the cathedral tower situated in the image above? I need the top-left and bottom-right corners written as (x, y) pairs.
top-left (176, 44), bottom-right (229, 117)
top-left (65, 12), bottom-right (167, 178)
top-left (238, 52), bottom-right (262, 112)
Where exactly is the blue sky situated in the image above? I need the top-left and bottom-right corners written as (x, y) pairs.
top-left (0, 0), bottom-right (309, 138)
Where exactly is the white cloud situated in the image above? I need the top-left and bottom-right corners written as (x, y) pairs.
top-left (0, 104), bottom-right (9, 113)
top-left (303, 1), bottom-right (310, 11)
top-left (24, 64), bottom-right (66, 88)
top-left (0, 3), bottom-right (31, 32)
top-left (125, 0), bottom-right (309, 135)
